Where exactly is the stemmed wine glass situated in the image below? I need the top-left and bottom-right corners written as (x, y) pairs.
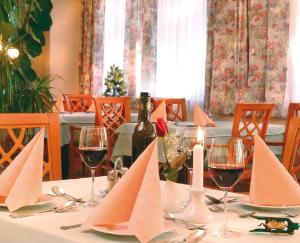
top-left (208, 137), bottom-right (245, 238)
top-left (79, 126), bottom-right (108, 208)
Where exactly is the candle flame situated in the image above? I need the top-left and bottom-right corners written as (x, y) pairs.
top-left (196, 126), bottom-right (204, 143)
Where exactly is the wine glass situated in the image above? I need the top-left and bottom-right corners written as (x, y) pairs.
top-left (208, 137), bottom-right (245, 238)
top-left (79, 126), bottom-right (108, 207)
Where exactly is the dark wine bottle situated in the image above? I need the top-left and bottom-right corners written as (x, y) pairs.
top-left (131, 92), bottom-right (156, 165)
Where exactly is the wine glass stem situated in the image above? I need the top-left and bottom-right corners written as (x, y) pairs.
top-left (90, 168), bottom-right (96, 203)
top-left (223, 190), bottom-right (228, 231)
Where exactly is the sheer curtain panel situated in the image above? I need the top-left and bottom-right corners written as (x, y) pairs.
top-left (156, 0), bottom-right (207, 109)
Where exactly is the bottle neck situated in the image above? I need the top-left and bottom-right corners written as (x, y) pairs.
top-left (140, 99), bottom-right (151, 122)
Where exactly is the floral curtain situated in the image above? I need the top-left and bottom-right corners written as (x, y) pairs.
top-left (123, 0), bottom-right (141, 97)
top-left (80, 0), bottom-right (157, 97)
top-left (123, 0), bottom-right (157, 97)
top-left (205, 0), bottom-right (289, 116)
top-left (79, 0), bottom-right (105, 95)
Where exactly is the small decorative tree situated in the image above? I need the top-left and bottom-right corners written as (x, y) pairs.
top-left (103, 64), bottom-right (127, 97)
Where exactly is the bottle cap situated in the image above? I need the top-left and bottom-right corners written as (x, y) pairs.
top-left (140, 92), bottom-right (150, 98)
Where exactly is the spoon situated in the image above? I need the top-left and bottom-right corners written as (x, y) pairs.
top-left (164, 211), bottom-right (206, 230)
top-left (164, 230), bottom-right (206, 243)
top-left (10, 201), bottom-right (76, 218)
top-left (52, 186), bottom-right (83, 202)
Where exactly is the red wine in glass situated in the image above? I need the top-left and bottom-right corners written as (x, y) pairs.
top-left (79, 147), bottom-right (107, 168)
top-left (208, 164), bottom-right (244, 189)
top-left (79, 126), bottom-right (108, 208)
top-left (208, 137), bottom-right (245, 238)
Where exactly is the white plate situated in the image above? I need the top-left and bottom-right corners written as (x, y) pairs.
top-left (239, 196), bottom-right (300, 210)
top-left (175, 121), bottom-right (197, 127)
top-left (0, 194), bottom-right (53, 208)
top-left (91, 220), bottom-right (175, 236)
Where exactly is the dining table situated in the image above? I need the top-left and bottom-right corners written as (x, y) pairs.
top-left (58, 112), bottom-right (138, 178)
top-left (112, 120), bottom-right (285, 162)
top-left (59, 112), bottom-right (138, 146)
top-left (0, 176), bottom-right (299, 243)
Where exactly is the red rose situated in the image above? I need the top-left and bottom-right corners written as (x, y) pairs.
top-left (156, 118), bottom-right (168, 137)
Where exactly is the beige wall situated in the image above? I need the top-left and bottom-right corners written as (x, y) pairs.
top-left (49, 0), bottom-right (81, 99)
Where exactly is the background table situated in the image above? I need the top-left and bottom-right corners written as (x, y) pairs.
top-left (0, 177), bottom-right (299, 242)
top-left (60, 112), bottom-right (138, 146)
top-left (112, 121), bottom-right (285, 160)
top-left (59, 112), bottom-right (138, 178)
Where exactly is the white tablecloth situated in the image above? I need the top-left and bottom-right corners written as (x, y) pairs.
top-left (112, 121), bottom-right (285, 160)
top-left (0, 177), bottom-right (299, 243)
top-left (59, 112), bottom-right (138, 146)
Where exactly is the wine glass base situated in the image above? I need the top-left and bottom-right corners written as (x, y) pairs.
top-left (82, 199), bottom-right (99, 208)
top-left (209, 227), bottom-right (242, 238)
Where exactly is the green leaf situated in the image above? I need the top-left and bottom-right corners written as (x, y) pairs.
top-left (164, 169), bottom-right (178, 182)
top-left (26, 37), bottom-right (42, 57)
top-left (28, 18), bottom-right (45, 46)
top-left (19, 53), bottom-right (31, 68)
top-left (31, 10), bottom-right (52, 31)
top-left (37, 0), bottom-right (53, 13)
top-left (22, 67), bottom-right (37, 82)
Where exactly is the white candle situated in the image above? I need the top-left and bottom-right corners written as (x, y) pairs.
top-left (192, 127), bottom-right (204, 190)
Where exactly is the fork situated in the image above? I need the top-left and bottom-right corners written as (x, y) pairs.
top-left (210, 205), bottom-right (256, 218)
top-left (205, 194), bottom-right (238, 205)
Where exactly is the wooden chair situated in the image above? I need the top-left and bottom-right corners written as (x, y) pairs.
top-left (202, 103), bottom-right (274, 192)
top-left (267, 103), bottom-right (300, 151)
top-left (154, 98), bottom-right (187, 122)
top-left (63, 94), bottom-right (93, 178)
top-left (93, 97), bottom-right (131, 165)
top-left (282, 117), bottom-right (300, 182)
top-left (0, 113), bottom-right (61, 180)
top-left (63, 94), bottom-right (93, 112)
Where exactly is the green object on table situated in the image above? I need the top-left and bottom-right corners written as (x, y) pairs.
top-left (250, 216), bottom-right (299, 235)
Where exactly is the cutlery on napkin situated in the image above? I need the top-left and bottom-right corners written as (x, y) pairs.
top-left (0, 128), bottom-right (45, 212)
top-left (84, 139), bottom-right (171, 243)
top-left (150, 100), bottom-right (167, 122)
top-left (249, 135), bottom-right (300, 206)
top-left (193, 104), bottom-right (216, 127)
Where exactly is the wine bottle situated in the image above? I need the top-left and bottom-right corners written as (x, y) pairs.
top-left (131, 92), bottom-right (156, 164)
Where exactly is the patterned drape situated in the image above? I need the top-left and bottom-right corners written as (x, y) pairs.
top-left (79, 0), bottom-right (105, 95)
top-left (124, 0), bottom-right (141, 97)
top-left (205, 0), bottom-right (289, 116)
top-left (80, 0), bottom-right (157, 97)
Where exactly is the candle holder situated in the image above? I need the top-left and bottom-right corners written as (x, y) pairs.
top-left (179, 188), bottom-right (213, 224)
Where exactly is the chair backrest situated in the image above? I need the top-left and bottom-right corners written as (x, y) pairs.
top-left (93, 97), bottom-right (131, 159)
top-left (232, 103), bottom-right (274, 177)
top-left (282, 117), bottom-right (300, 181)
top-left (0, 113), bottom-right (61, 180)
top-left (63, 94), bottom-right (93, 112)
top-left (154, 98), bottom-right (187, 122)
top-left (283, 103), bottom-right (300, 145)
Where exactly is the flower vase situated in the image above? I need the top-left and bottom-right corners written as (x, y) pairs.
top-left (180, 189), bottom-right (213, 224)
top-left (162, 180), bottom-right (183, 213)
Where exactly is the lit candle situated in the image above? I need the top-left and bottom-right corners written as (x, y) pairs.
top-left (192, 127), bottom-right (204, 190)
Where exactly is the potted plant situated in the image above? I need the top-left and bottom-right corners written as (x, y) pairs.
top-left (0, 0), bottom-right (56, 113)
top-left (103, 64), bottom-right (127, 97)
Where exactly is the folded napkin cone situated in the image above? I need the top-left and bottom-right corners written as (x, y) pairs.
top-left (150, 100), bottom-right (167, 122)
top-left (0, 128), bottom-right (45, 211)
top-left (194, 105), bottom-right (215, 127)
top-left (249, 135), bottom-right (300, 206)
top-left (85, 139), bottom-right (168, 243)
